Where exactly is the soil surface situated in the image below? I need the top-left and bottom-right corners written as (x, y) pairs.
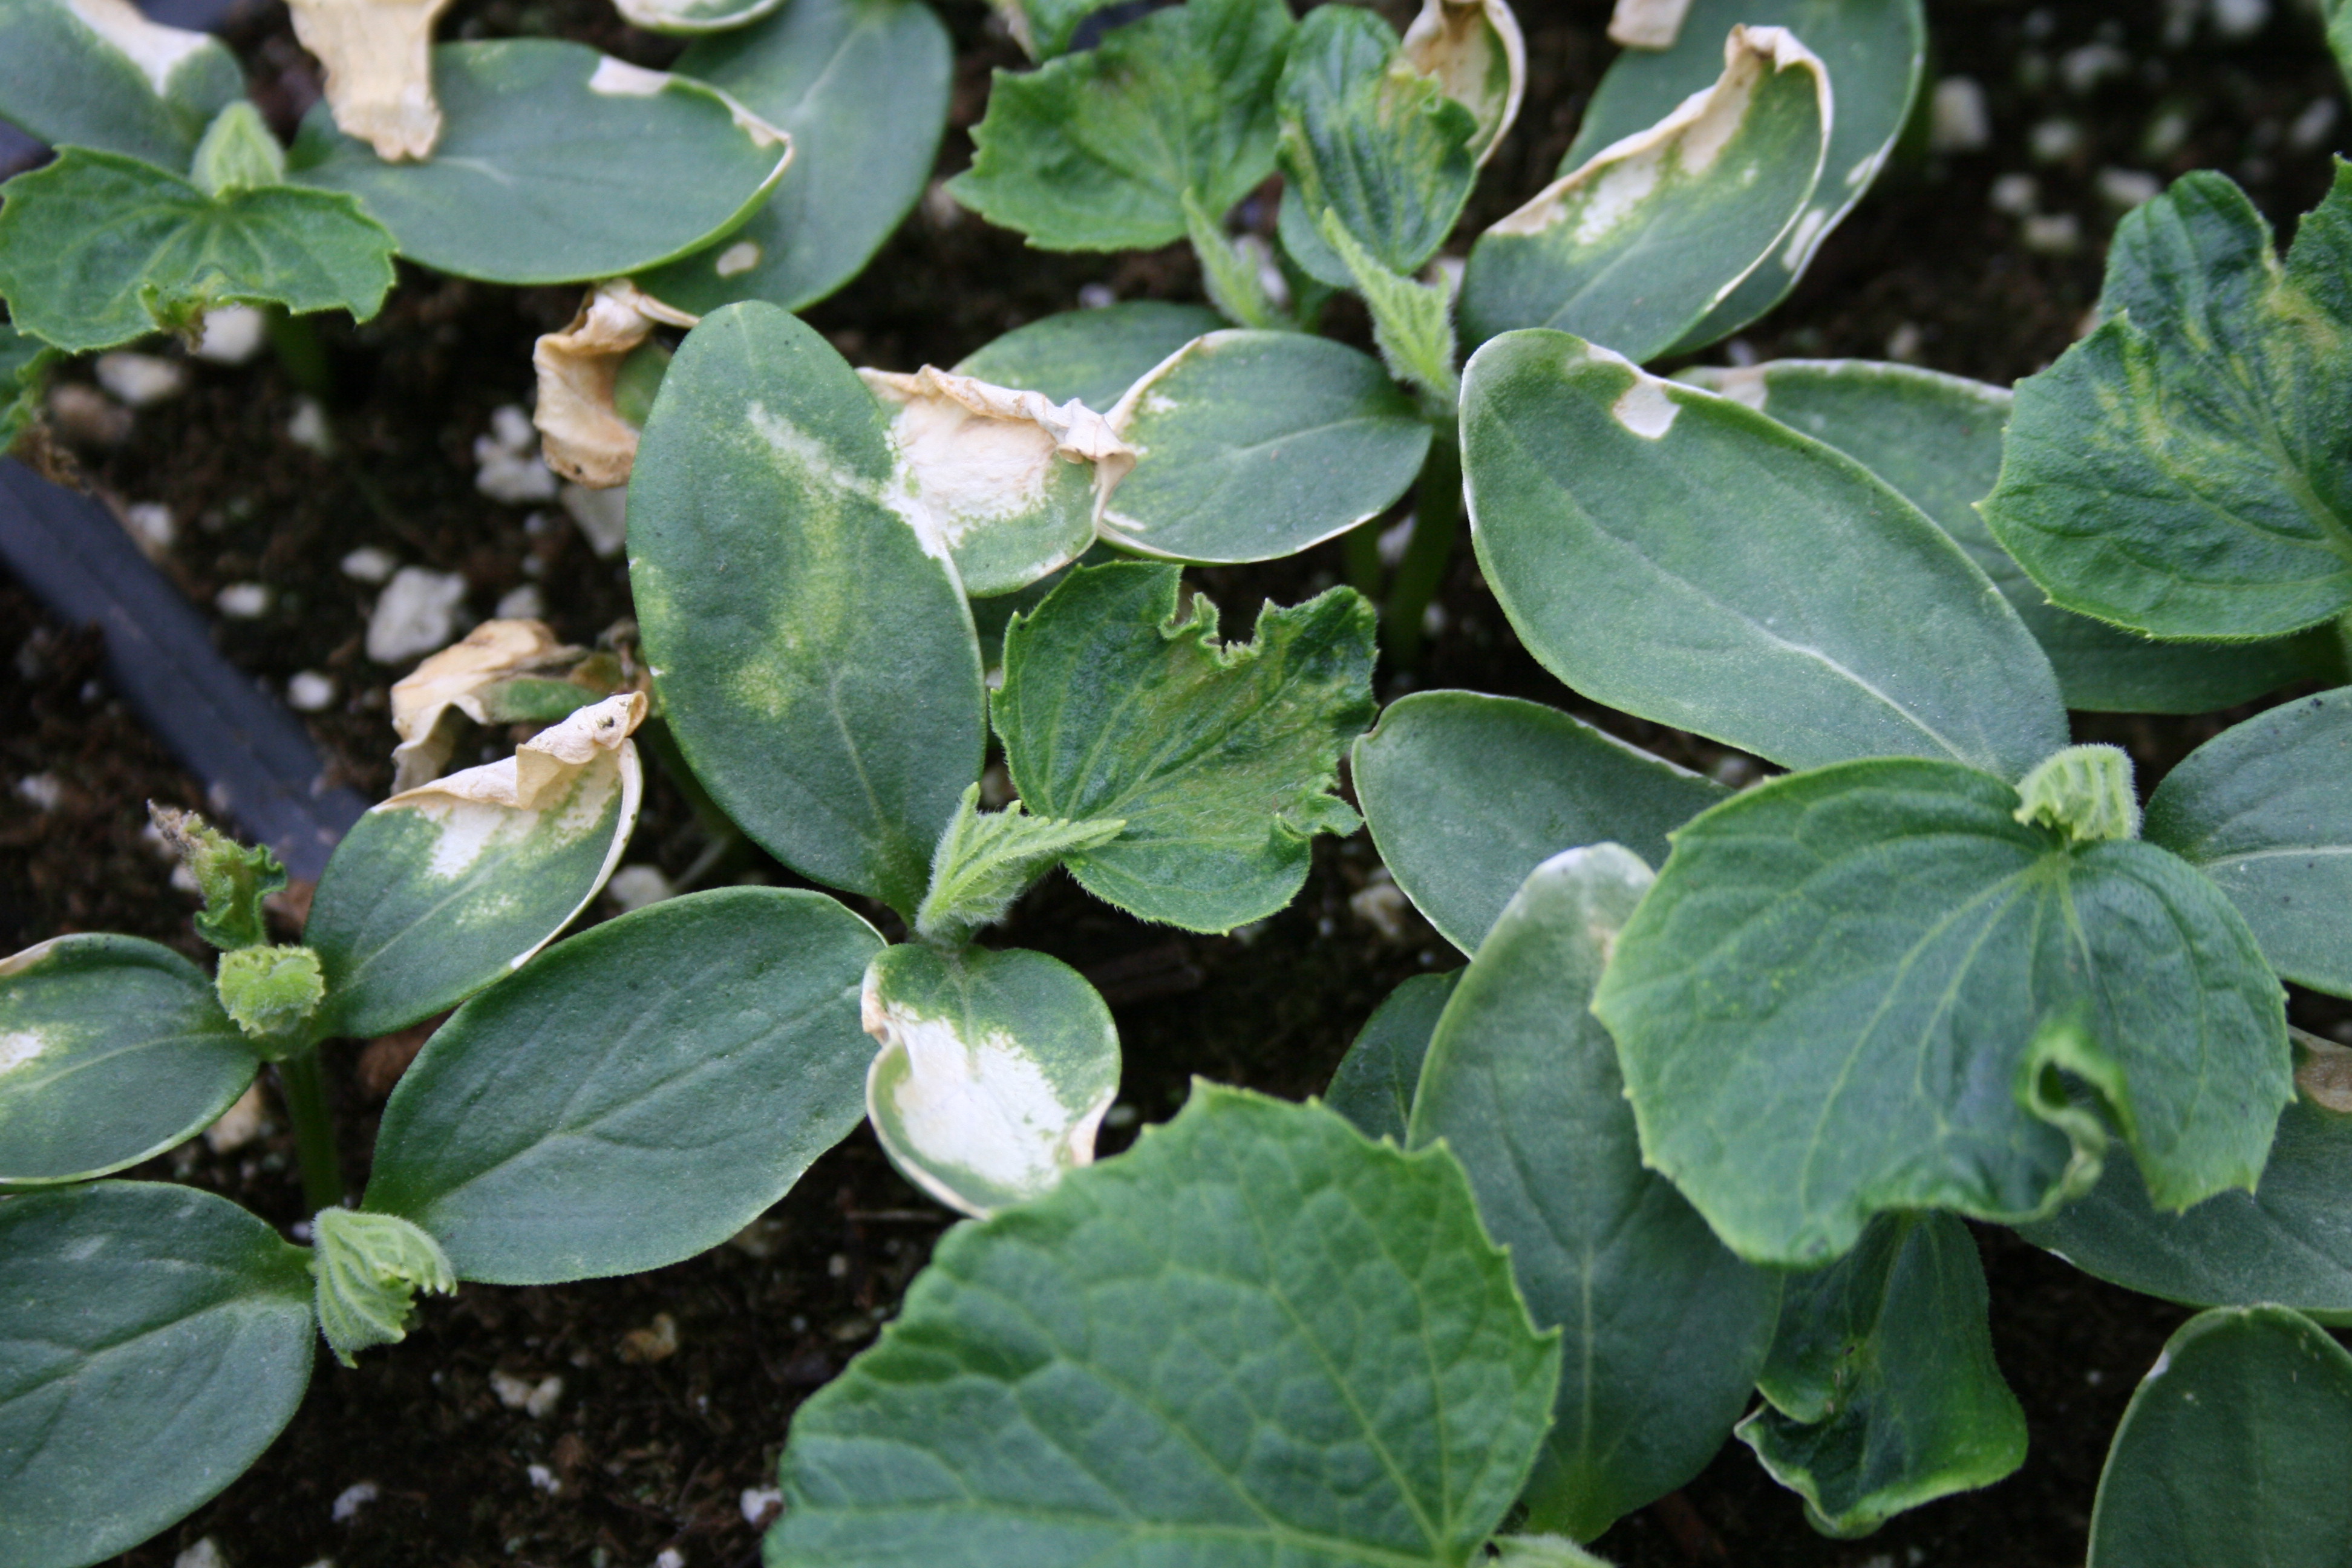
top-left (5, 0), bottom-right (2350, 1564)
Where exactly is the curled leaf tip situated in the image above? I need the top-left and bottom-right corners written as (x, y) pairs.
top-left (388, 618), bottom-right (586, 792)
top-left (310, 1206), bottom-right (457, 1365)
top-left (532, 280), bottom-right (699, 489)
top-left (1400, 0), bottom-right (1526, 165)
top-left (863, 364), bottom-right (1137, 531)
top-left (1605, 0), bottom-right (1694, 50)
top-left (390, 691), bottom-right (647, 812)
top-left (148, 803), bottom-right (287, 950)
top-left (286, 0), bottom-right (456, 161)
top-left (2014, 743), bottom-right (2141, 843)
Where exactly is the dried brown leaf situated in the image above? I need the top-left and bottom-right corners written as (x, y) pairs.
top-left (531, 280), bottom-right (700, 490)
top-left (286, 0), bottom-right (456, 162)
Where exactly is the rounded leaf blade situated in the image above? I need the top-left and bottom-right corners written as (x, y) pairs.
top-left (953, 301), bottom-right (1226, 413)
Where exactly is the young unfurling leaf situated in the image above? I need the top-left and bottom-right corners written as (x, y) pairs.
top-left (212, 943), bottom-right (327, 1052)
top-left (148, 805), bottom-right (287, 952)
top-left (914, 785), bottom-right (1125, 947)
top-left (309, 1206), bottom-right (457, 1365)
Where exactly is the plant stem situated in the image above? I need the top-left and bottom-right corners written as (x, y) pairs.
top-left (1343, 518), bottom-right (1385, 599)
top-left (276, 1050), bottom-right (342, 1214)
top-left (264, 307), bottom-right (333, 402)
top-left (1383, 436), bottom-right (1461, 671)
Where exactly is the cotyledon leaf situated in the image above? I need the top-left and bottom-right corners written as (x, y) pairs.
top-left (1739, 1212), bottom-right (2025, 1538)
top-left (765, 1085), bottom-right (1561, 1568)
top-left (1457, 25), bottom-right (1829, 360)
top-left (1684, 359), bottom-right (2335, 714)
top-left (1566, 0), bottom-right (1926, 350)
top-left (1410, 846), bottom-right (1781, 1541)
top-left (946, 0), bottom-right (1293, 252)
top-left (1462, 330), bottom-right (2068, 780)
top-left (0, 0), bottom-right (244, 169)
top-left (287, 40), bottom-right (793, 286)
top-left (0, 935), bottom-right (260, 1186)
top-left (1352, 688), bottom-right (1726, 955)
top-left (993, 561), bottom-right (1378, 933)
top-left (636, 0), bottom-right (953, 314)
top-left (861, 941), bottom-right (1119, 1219)
top-left (364, 887), bottom-right (883, 1285)
top-left (953, 301), bottom-right (1227, 413)
top-left (305, 694), bottom-right (647, 1040)
top-left (2086, 1307), bottom-right (2352, 1568)
top-left (1592, 756), bottom-right (2291, 1267)
top-left (2020, 1032), bottom-right (2352, 1326)
top-left (0, 1181), bottom-right (315, 1568)
top-left (1100, 329), bottom-right (1430, 564)
top-left (1324, 968), bottom-right (1460, 1144)
top-left (1400, 0), bottom-right (1525, 167)
top-left (1981, 165), bottom-right (2352, 642)
top-left (629, 302), bottom-right (986, 916)
top-left (2145, 686), bottom-right (2352, 997)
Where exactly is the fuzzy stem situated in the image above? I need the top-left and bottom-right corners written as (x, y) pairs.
top-left (276, 1050), bottom-right (342, 1214)
top-left (1383, 436), bottom-right (1461, 671)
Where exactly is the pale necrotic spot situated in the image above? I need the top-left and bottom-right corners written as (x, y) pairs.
top-left (588, 57), bottom-right (670, 96)
top-left (70, 0), bottom-right (212, 93)
top-left (1610, 377), bottom-right (1681, 439)
top-left (714, 241), bottom-right (762, 278)
top-left (0, 1031), bottom-right (47, 1075)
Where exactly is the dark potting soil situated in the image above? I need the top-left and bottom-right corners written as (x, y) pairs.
top-left (4, 0), bottom-right (2348, 1563)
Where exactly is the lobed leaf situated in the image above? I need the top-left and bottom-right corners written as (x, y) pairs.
top-left (947, 0), bottom-right (1293, 252)
top-left (1462, 330), bottom-right (2068, 780)
top-left (993, 562), bottom-right (1377, 933)
top-left (1324, 969), bottom-right (1458, 1145)
top-left (365, 887), bottom-right (883, 1284)
top-left (0, 0), bottom-right (244, 169)
top-left (1353, 689), bottom-right (1726, 955)
top-left (1981, 166), bottom-right (2352, 641)
top-left (1411, 846), bottom-right (1780, 1541)
top-left (766, 1085), bottom-right (1561, 1568)
top-left (1739, 1214), bottom-right (2025, 1537)
top-left (953, 301), bottom-right (1227, 413)
top-left (1593, 756), bottom-right (2292, 1266)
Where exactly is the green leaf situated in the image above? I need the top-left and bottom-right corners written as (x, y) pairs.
top-left (0, 935), bottom-right (259, 1186)
top-left (148, 803), bottom-right (285, 952)
top-left (305, 695), bottom-right (645, 1039)
top-left (0, 321), bottom-right (55, 449)
top-left (1491, 1538), bottom-right (1612, 1568)
top-left (994, 562), bottom-right (1377, 933)
top-left (1411, 846), bottom-right (1781, 1540)
top-left (1738, 1213), bottom-right (2025, 1537)
top-left (287, 40), bottom-right (792, 286)
top-left (1592, 756), bottom-right (2292, 1267)
top-left (1682, 358), bottom-right (2335, 713)
top-left (1462, 331), bottom-right (2068, 780)
top-left (1457, 25), bottom-right (1828, 359)
top-left (863, 941), bottom-right (1120, 1218)
top-left (0, 0), bottom-right (244, 169)
top-left (1325, 969), bottom-right (1458, 1143)
top-left (212, 943), bottom-right (326, 1049)
top-left (947, 0), bottom-right (1293, 252)
top-left (190, 100), bottom-right (286, 196)
top-left (1353, 690), bottom-right (1727, 955)
top-left (2144, 688), bottom-right (2352, 997)
top-left (1273, 1), bottom-right (1477, 288)
top-left (1981, 165), bottom-right (2352, 642)
top-left (2020, 1033), bottom-right (2352, 1324)
top-left (2013, 742), bottom-right (2141, 844)
top-left (365, 887), bottom-right (882, 1284)
top-left (0, 146), bottom-right (396, 354)
top-left (630, 303), bottom-right (985, 916)
top-left (995, 0), bottom-right (1129, 59)
top-left (2334, 0), bottom-right (2352, 98)
top-left (1100, 329), bottom-right (1431, 564)
top-left (307, 1206), bottom-right (456, 1367)
top-left (1316, 209), bottom-right (1461, 408)
top-left (1183, 185), bottom-right (1293, 332)
top-left (1565, 0), bottom-right (1925, 348)
top-left (954, 301), bottom-right (1227, 411)
top-left (2086, 1307), bottom-right (2352, 1568)
top-left (615, 0), bottom-right (782, 35)
top-left (636, 0), bottom-right (953, 314)
top-left (0, 1181), bottom-right (314, 1568)
top-left (767, 1085), bottom-right (1561, 1568)
top-left (916, 784), bottom-right (1126, 946)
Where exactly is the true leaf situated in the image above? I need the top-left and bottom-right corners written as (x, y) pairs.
top-left (287, 40), bottom-right (792, 286)
top-left (1411, 846), bottom-right (1781, 1540)
top-left (0, 0), bottom-right (244, 169)
top-left (947, 0), bottom-right (1293, 252)
top-left (1324, 968), bottom-right (1459, 1143)
top-left (766, 1085), bottom-right (1561, 1568)
top-left (1315, 210), bottom-right (1462, 407)
top-left (1457, 25), bottom-right (1828, 359)
top-left (1683, 359), bottom-right (2335, 714)
top-left (365, 887), bottom-right (882, 1284)
top-left (0, 321), bottom-right (54, 447)
top-left (915, 784), bottom-right (1126, 946)
top-left (1565, 0), bottom-right (1926, 349)
top-left (0, 935), bottom-right (259, 1186)
top-left (636, 0), bottom-right (954, 314)
top-left (0, 1181), bottom-right (315, 1568)
top-left (2144, 687), bottom-right (2352, 996)
top-left (2086, 1307), bottom-right (2352, 1568)
top-left (1352, 689), bottom-right (1726, 955)
top-left (1739, 1213), bottom-right (2025, 1537)
top-left (1592, 756), bottom-right (2291, 1267)
top-left (308, 1207), bottom-right (455, 1367)
top-left (863, 941), bottom-right (1120, 1218)
top-left (1100, 329), bottom-right (1431, 564)
top-left (1273, 1), bottom-right (1478, 289)
top-left (995, 0), bottom-right (1130, 60)
top-left (148, 803), bottom-right (285, 952)
top-left (953, 301), bottom-right (1226, 412)
top-left (305, 695), bottom-right (645, 1040)
top-left (993, 562), bottom-right (1377, 933)
top-left (0, 146), bottom-right (395, 354)
top-left (1980, 165), bottom-right (2352, 641)
top-left (1462, 331), bottom-right (2068, 780)
top-left (629, 302), bottom-right (986, 916)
